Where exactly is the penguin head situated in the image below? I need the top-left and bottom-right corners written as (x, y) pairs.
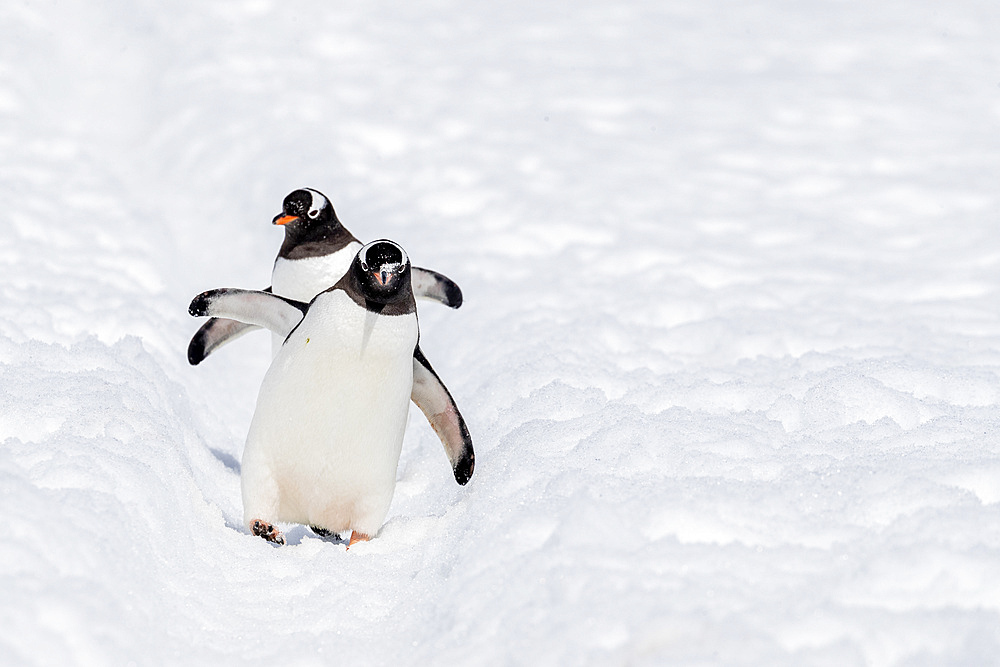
top-left (273, 188), bottom-right (338, 230)
top-left (353, 240), bottom-right (411, 304)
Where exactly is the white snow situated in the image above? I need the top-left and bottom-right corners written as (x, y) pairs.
top-left (2, 1), bottom-right (1000, 665)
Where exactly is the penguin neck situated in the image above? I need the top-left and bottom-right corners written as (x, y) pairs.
top-left (334, 268), bottom-right (416, 317)
top-left (278, 219), bottom-right (359, 260)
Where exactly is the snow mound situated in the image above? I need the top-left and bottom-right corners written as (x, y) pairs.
top-left (2, 1), bottom-right (1000, 665)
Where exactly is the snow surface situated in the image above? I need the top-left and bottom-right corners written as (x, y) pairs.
top-left (2, 1), bottom-right (1000, 665)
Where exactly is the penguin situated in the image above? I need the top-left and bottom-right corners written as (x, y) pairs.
top-left (188, 188), bottom-right (474, 486)
top-left (188, 188), bottom-right (461, 361)
top-left (190, 240), bottom-right (424, 546)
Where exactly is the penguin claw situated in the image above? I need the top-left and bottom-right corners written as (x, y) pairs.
top-left (310, 525), bottom-right (336, 539)
top-left (251, 519), bottom-right (285, 545)
top-left (347, 531), bottom-right (370, 549)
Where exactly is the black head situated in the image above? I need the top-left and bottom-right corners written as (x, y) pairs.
top-left (273, 188), bottom-right (338, 230)
top-left (352, 240), bottom-right (411, 305)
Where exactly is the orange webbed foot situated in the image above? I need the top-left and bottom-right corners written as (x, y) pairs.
top-left (347, 531), bottom-right (371, 549)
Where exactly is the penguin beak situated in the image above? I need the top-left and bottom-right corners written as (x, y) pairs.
top-left (373, 270), bottom-right (390, 286)
top-left (273, 214), bottom-right (299, 226)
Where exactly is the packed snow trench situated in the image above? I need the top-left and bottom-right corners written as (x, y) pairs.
top-left (2, 1), bottom-right (1000, 665)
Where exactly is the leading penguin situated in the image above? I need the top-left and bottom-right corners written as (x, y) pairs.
top-left (190, 240), bottom-right (422, 547)
top-left (188, 188), bottom-right (473, 485)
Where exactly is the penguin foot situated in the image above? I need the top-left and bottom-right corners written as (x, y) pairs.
top-left (347, 531), bottom-right (371, 549)
top-left (310, 525), bottom-right (337, 539)
top-left (251, 519), bottom-right (285, 545)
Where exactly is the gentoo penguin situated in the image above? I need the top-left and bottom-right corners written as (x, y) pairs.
top-left (188, 188), bottom-right (461, 361)
top-left (190, 240), bottom-right (423, 546)
top-left (188, 188), bottom-right (474, 486)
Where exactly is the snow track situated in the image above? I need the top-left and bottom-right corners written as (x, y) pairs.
top-left (2, 1), bottom-right (999, 665)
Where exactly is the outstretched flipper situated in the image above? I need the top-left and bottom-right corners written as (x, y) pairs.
top-left (189, 288), bottom-right (308, 339)
top-left (187, 287), bottom-right (273, 365)
top-left (411, 267), bottom-right (463, 309)
top-left (411, 346), bottom-right (475, 485)
top-left (188, 318), bottom-right (259, 365)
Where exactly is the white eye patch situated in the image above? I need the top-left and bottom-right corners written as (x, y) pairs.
top-left (303, 188), bottom-right (328, 218)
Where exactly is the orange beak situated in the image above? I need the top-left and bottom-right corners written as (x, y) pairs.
top-left (373, 270), bottom-right (389, 286)
top-left (273, 214), bottom-right (298, 226)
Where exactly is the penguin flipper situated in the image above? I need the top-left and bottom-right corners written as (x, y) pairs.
top-left (188, 317), bottom-right (260, 365)
top-left (189, 288), bottom-right (308, 338)
top-left (411, 346), bottom-right (475, 485)
top-left (187, 286), bottom-right (274, 365)
top-left (411, 267), bottom-right (463, 309)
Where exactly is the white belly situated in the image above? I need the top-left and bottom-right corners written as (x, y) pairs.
top-left (269, 244), bottom-right (363, 354)
top-left (241, 290), bottom-right (418, 536)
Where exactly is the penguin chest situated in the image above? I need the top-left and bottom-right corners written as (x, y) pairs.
top-left (243, 291), bottom-right (418, 532)
top-left (271, 244), bottom-right (361, 302)
top-left (269, 246), bottom-right (362, 356)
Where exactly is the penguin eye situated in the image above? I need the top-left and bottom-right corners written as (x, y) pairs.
top-left (308, 209), bottom-right (319, 219)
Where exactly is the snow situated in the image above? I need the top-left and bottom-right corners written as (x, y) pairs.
top-left (2, 0), bottom-right (1000, 664)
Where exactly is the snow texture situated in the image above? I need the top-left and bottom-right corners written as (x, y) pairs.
top-left (2, 1), bottom-right (1000, 665)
